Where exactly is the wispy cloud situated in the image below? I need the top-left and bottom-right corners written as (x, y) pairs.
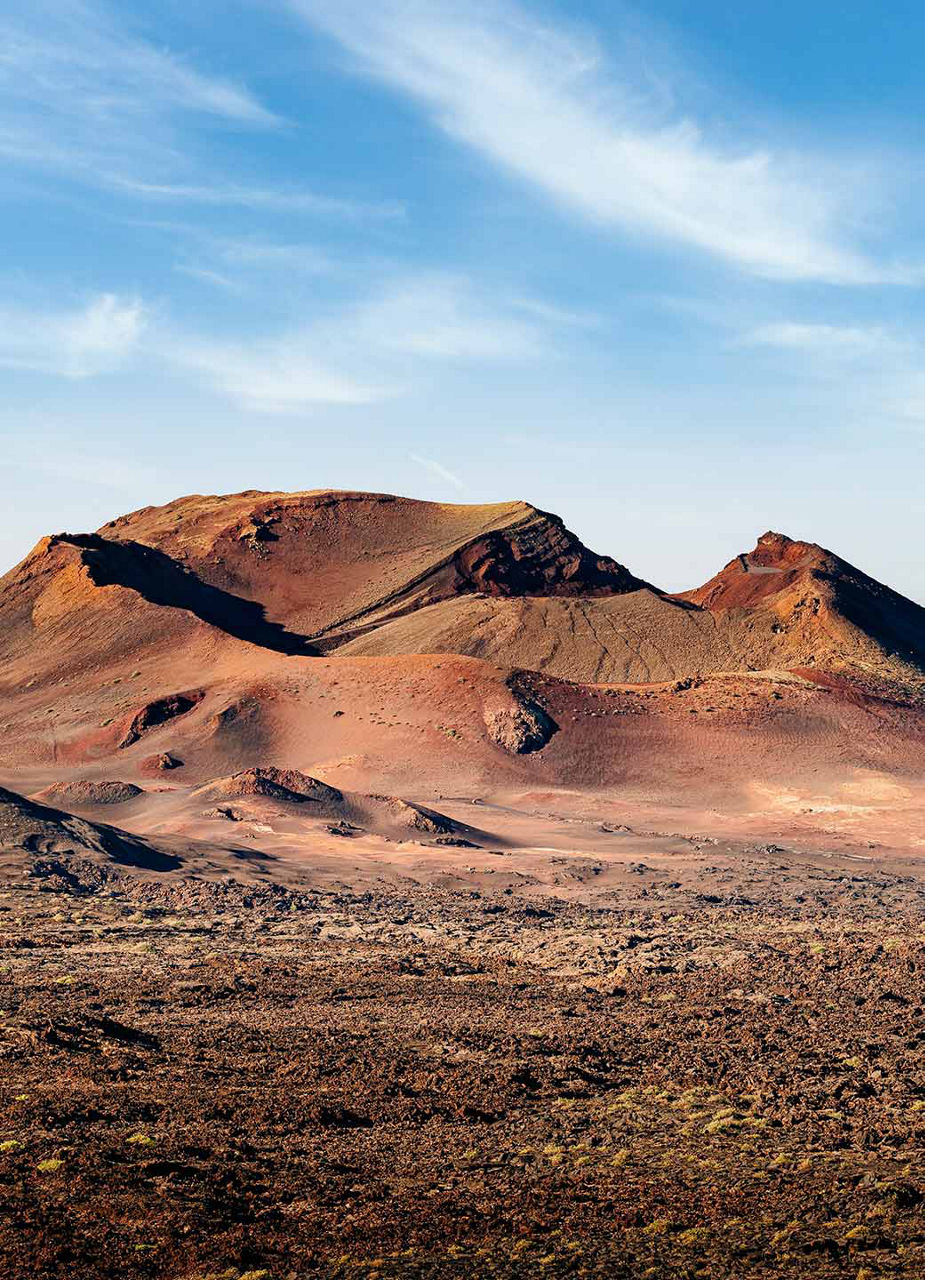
top-left (352, 277), bottom-right (542, 359)
top-left (409, 452), bottom-right (466, 492)
top-left (0, 273), bottom-right (574, 413)
top-left (163, 335), bottom-right (387, 414)
top-left (509, 296), bottom-right (602, 330)
top-left (173, 264), bottom-right (243, 294)
top-left (211, 239), bottom-right (337, 274)
top-left (106, 178), bottom-right (403, 221)
top-left (159, 274), bottom-right (550, 412)
top-left (0, 0), bottom-right (278, 130)
top-left (742, 323), bottom-right (906, 357)
top-left (0, 0), bottom-right (396, 225)
top-left (287, 0), bottom-right (910, 283)
top-left (0, 293), bottom-right (146, 377)
top-left (734, 316), bottom-right (925, 432)
top-left (172, 237), bottom-right (337, 294)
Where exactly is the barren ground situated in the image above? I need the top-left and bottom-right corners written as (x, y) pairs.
top-left (3, 814), bottom-right (925, 1280)
top-left (5, 492), bottom-right (925, 1278)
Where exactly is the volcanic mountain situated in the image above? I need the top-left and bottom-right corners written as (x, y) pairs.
top-left (4, 489), bottom-right (923, 688)
top-left (678, 530), bottom-right (925, 681)
top-left (348, 527), bottom-right (925, 687)
top-left (0, 491), bottom-right (647, 685)
top-left (1, 489), bottom-right (924, 859)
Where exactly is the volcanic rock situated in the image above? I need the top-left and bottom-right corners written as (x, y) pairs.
top-left (197, 767), bottom-right (343, 805)
top-left (119, 691), bottom-right (205, 748)
top-left (141, 752), bottom-right (183, 773)
top-left (32, 781), bottom-right (144, 808)
top-left (484, 697), bottom-right (558, 754)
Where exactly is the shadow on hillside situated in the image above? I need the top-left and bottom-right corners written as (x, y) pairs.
top-left (58, 534), bottom-right (317, 657)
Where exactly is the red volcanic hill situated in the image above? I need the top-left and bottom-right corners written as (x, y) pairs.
top-left (677, 530), bottom-right (925, 681)
top-left (2, 489), bottom-right (924, 692)
top-left (1, 490), bottom-right (924, 836)
top-left (0, 491), bottom-right (647, 684)
top-left (340, 530), bottom-right (925, 688)
top-left (88, 489), bottom-right (649, 640)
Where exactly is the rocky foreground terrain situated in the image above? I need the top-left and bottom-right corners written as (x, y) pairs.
top-left (3, 843), bottom-right (925, 1280)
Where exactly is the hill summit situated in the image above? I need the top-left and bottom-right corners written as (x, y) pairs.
top-left (2, 491), bottom-right (924, 696)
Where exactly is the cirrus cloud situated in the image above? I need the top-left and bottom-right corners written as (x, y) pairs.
top-left (0, 293), bottom-right (147, 377)
top-left (286, 0), bottom-right (913, 284)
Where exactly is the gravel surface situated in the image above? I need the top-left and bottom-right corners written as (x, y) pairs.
top-left (2, 864), bottom-right (925, 1279)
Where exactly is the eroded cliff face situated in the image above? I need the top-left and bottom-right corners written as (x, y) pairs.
top-left (452, 507), bottom-right (651, 598)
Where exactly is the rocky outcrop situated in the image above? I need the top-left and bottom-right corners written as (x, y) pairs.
top-left (453, 508), bottom-right (651, 598)
top-left (197, 767), bottom-right (343, 806)
top-left (119, 691), bottom-right (205, 748)
top-left (363, 796), bottom-right (456, 834)
top-left (485, 695), bottom-right (558, 755)
top-left (680, 532), bottom-right (827, 611)
top-left (32, 780), bottom-right (144, 807)
top-left (141, 752), bottom-right (183, 773)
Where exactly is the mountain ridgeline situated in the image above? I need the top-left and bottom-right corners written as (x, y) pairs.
top-left (2, 490), bottom-right (924, 693)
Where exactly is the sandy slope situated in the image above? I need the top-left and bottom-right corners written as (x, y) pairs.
top-left (342, 530), bottom-right (925, 687)
top-left (3, 647), bottom-right (925, 868)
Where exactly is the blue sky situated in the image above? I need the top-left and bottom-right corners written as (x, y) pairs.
top-left (2, 0), bottom-right (924, 599)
